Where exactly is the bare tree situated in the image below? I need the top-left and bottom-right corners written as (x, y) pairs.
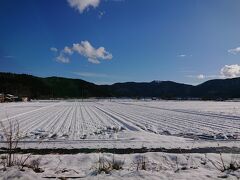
top-left (0, 119), bottom-right (20, 167)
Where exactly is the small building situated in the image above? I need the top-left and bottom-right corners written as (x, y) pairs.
top-left (0, 94), bottom-right (4, 103)
top-left (5, 94), bottom-right (18, 102)
top-left (22, 97), bottom-right (29, 102)
top-left (151, 97), bottom-right (157, 100)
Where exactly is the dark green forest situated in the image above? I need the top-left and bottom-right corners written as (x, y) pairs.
top-left (1, 72), bottom-right (240, 99)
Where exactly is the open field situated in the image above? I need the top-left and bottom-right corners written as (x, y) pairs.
top-left (0, 100), bottom-right (240, 179)
top-left (0, 100), bottom-right (239, 149)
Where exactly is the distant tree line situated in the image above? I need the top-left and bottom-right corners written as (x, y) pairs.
top-left (1, 72), bottom-right (240, 100)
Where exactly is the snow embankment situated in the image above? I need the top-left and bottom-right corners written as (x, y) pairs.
top-left (0, 152), bottom-right (239, 180)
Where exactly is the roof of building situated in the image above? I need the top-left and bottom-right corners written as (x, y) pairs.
top-left (6, 94), bottom-right (14, 97)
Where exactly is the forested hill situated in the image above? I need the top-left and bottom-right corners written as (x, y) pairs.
top-left (1, 72), bottom-right (240, 99)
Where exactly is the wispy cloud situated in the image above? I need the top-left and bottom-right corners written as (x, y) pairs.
top-left (177, 54), bottom-right (192, 58)
top-left (197, 74), bottom-right (205, 79)
top-left (186, 74), bottom-right (221, 80)
top-left (3, 55), bottom-right (14, 59)
top-left (51, 41), bottom-right (113, 64)
top-left (73, 71), bottom-right (108, 78)
top-left (50, 47), bottom-right (58, 52)
top-left (67, 0), bottom-right (100, 13)
top-left (228, 47), bottom-right (240, 54)
top-left (178, 54), bottom-right (186, 58)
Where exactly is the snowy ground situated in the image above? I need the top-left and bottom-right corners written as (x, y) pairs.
top-left (0, 100), bottom-right (240, 149)
top-left (0, 152), bottom-right (239, 179)
top-left (0, 100), bottom-right (240, 179)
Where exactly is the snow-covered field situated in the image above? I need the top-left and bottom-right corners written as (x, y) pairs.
top-left (0, 100), bottom-right (240, 179)
top-left (0, 100), bottom-right (240, 149)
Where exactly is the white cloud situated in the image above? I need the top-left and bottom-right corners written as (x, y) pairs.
top-left (178, 54), bottom-right (186, 58)
top-left (56, 53), bottom-right (70, 63)
top-left (50, 47), bottom-right (70, 63)
top-left (73, 72), bottom-right (108, 77)
top-left (177, 54), bottom-right (192, 58)
top-left (53, 41), bottom-right (112, 64)
top-left (186, 74), bottom-right (221, 80)
top-left (197, 74), bottom-right (205, 79)
top-left (63, 46), bottom-right (73, 55)
top-left (221, 64), bottom-right (240, 78)
top-left (53, 46), bottom-right (72, 63)
top-left (88, 58), bottom-right (100, 64)
top-left (228, 47), bottom-right (240, 54)
top-left (72, 41), bottom-right (112, 63)
top-left (3, 56), bottom-right (14, 59)
top-left (186, 64), bottom-right (240, 80)
top-left (186, 74), bottom-right (205, 79)
top-left (67, 0), bottom-right (100, 13)
top-left (50, 47), bottom-right (58, 52)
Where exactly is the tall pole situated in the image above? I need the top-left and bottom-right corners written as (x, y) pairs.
top-left (82, 88), bottom-right (83, 102)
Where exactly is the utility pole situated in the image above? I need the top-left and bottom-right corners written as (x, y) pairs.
top-left (81, 88), bottom-right (83, 102)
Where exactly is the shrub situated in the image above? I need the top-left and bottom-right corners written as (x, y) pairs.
top-left (0, 119), bottom-right (20, 167)
top-left (93, 154), bottom-right (124, 175)
top-left (131, 155), bottom-right (149, 171)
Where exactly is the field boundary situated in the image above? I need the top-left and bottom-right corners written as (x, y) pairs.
top-left (0, 146), bottom-right (239, 155)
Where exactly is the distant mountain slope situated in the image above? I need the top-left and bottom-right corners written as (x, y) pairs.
top-left (107, 81), bottom-right (193, 98)
top-left (193, 78), bottom-right (240, 99)
top-left (0, 73), bottom-right (50, 98)
top-left (43, 77), bottom-right (109, 98)
top-left (0, 73), bottom-right (107, 98)
top-left (1, 72), bottom-right (240, 99)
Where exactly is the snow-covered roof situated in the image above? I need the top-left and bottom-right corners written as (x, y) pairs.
top-left (6, 94), bottom-right (14, 97)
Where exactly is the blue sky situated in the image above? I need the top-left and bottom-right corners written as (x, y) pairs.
top-left (1, 0), bottom-right (240, 85)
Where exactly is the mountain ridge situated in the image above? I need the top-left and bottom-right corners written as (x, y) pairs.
top-left (1, 72), bottom-right (240, 99)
